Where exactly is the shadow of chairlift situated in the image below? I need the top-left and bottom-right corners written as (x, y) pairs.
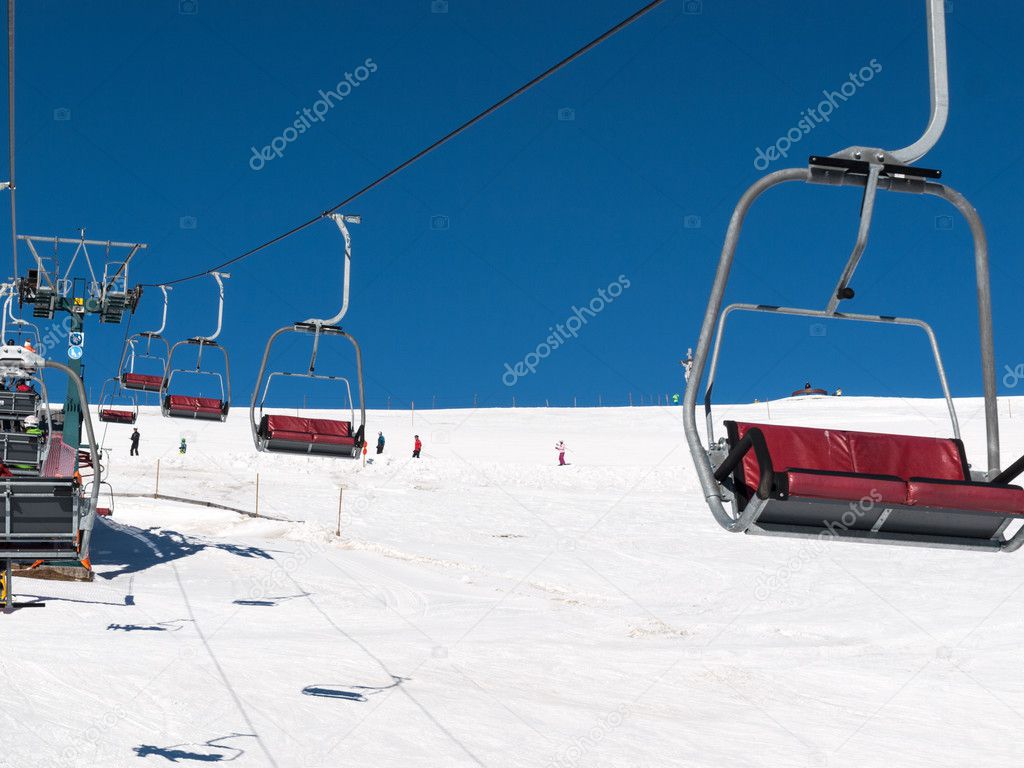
top-left (133, 733), bottom-right (254, 763)
top-left (302, 675), bottom-right (406, 703)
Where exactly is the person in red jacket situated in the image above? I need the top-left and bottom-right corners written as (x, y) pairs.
top-left (413, 435), bottom-right (422, 458)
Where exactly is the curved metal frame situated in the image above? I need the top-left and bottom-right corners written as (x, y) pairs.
top-left (0, 346), bottom-right (101, 565)
top-left (97, 376), bottom-right (138, 423)
top-left (0, 289), bottom-right (40, 349)
top-left (682, 167), bottom-right (1007, 547)
top-left (160, 274), bottom-right (231, 419)
top-left (161, 340), bottom-right (231, 419)
top-left (249, 325), bottom-right (366, 455)
top-left (248, 214), bottom-right (366, 455)
top-left (119, 286), bottom-right (172, 388)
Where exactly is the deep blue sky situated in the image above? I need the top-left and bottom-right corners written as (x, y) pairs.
top-left (8, 1), bottom-right (1024, 409)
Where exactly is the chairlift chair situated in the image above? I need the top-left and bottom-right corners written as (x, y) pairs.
top-left (0, 344), bottom-right (101, 569)
top-left (120, 285), bottom-right (171, 393)
top-left (98, 377), bottom-right (138, 425)
top-left (161, 273), bottom-right (230, 421)
top-left (684, 0), bottom-right (1024, 552)
top-left (250, 215), bottom-right (366, 457)
top-left (0, 287), bottom-right (41, 352)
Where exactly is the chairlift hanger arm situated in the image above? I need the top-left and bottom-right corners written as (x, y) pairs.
top-left (143, 285), bottom-right (172, 336)
top-left (832, 0), bottom-right (948, 167)
top-left (305, 214), bottom-right (360, 328)
top-left (197, 272), bottom-right (229, 342)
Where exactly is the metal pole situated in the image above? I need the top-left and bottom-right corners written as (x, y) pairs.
top-left (155, 458), bottom-right (160, 496)
top-left (7, 0), bottom-right (17, 282)
top-left (255, 473), bottom-right (260, 517)
top-left (336, 487), bottom-right (343, 537)
top-left (3, 559), bottom-right (11, 614)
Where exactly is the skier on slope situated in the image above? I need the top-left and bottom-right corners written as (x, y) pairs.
top-left (377, 431), bottom-right (385, 455)
top-left (130, 428), bottom-right (141, 457)
top-left (179, 437), bottom-right (188, 455)
top-left (413, 435), bottom-right (422, 458)
top-left (555, 440), bottom-right (567, 466)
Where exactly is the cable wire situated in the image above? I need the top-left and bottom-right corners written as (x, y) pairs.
top-left (7, 0), bottom-right (16, 281)
top-left (148, 0), bottom-right (666, 286)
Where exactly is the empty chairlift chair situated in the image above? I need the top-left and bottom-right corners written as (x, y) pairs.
top-left (250, 214), bottom-right (366, 458)
top-left (683, 0), bottom-right (1024, 552)
top-left (120, 285), bottom-right (172, 393)
top-left (162, 274), bottom-right (230, 421)
top-left (98, 377), bottom-right (138, 424)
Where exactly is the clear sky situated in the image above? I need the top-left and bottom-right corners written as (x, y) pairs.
top-left (7, 0), bottom-right (1024, 410)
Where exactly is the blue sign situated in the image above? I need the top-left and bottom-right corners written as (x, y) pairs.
top-left (67, 345), bottom-right (83, 360)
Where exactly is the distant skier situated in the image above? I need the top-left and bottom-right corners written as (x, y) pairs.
top-left (681, 348), bottom-right (694, 383)
top-left (413, 435), bottom-right (422, 458)
top-left (555, 440), bottom-right (567, 466)
top-left (671, 393), bottom-right (680, 405)
top-left (130, 428), bottom-right (140, 457)
top-left (179, 437), bottom-right (187, 455)
top-left (376, 431), bottom-right (385, 455)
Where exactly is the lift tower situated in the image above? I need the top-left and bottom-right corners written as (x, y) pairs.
top-left (15, 232), bottom-right (145, 453)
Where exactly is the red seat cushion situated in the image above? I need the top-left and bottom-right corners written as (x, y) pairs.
top-left (123, 372), bottom-right (163, 389)
top-left (847, 432), bottom-right (965, 481)
top-left (101, 409), bottom-right (135, 421)
top-left (907, 478), bottom-right (1024, 515)
top-left (785, 469), bottom-right (908, 505)
top-left (728, 422), bottom-right (968, 494)
top-left (168, 395), bottom-right (223, 414)
top-left (263, 416), bottom-right (355, 445)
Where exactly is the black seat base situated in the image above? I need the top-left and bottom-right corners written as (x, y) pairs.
top-left (749, 496), bottom-right (1016, 550)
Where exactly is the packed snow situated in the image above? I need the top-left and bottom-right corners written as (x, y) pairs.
top-left (2, 396), bottom-right (1023, 767)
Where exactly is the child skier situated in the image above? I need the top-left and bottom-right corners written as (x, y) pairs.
top-left (413, 435), bottom-right (422, 458)
top-left (377, 431), bottom-right (385, 454)
top-left (179, 437), bottom-right (187, 455)
top-left (555, 440), bottom-right (567, 466)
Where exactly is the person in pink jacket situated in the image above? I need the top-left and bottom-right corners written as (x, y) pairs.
top-left (555, 440), bottom-right (567, 466)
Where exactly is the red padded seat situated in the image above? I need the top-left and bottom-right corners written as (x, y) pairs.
top-left (722, 421), bottom-right (1024, 516)
top-left (907, 478), bottom-right (1024, 515)
top-left (122, 372), bottom-right (163, 391)
top-left (100, 409), bottom-right (135, 423)
top-left (167, 395), bottom-right (224, 415)
top-left (785, 469), bottom-right (908, 505)
top-left (263, 415), bottom-right (355, 446)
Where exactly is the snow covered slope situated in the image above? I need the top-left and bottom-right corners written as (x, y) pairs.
top-left (2, 397), bottom-right (1023, 767)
